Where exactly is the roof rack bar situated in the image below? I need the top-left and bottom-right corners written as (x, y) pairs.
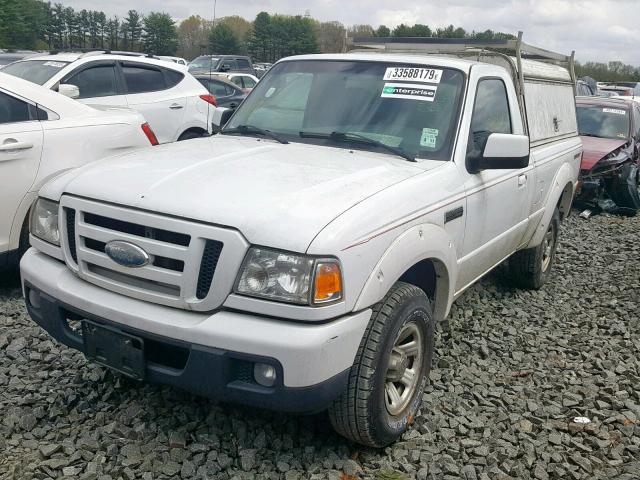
top-left (347, 31), bottom-right (573, 63)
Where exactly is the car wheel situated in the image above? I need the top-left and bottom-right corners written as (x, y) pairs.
top-left (509, 207), bottom-right (560, 289)
top-left (328, 282), bottom-right (434, 447)
top-left (177, 130), bottom-right (204, 141)
top-left (605, 162), bottom-right (640, 213)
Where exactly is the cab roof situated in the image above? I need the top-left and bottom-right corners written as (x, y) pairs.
top-left (279, 53), bottom-right (478, 73)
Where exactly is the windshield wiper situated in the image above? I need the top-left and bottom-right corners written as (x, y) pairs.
top-left (299, 131), bottom-right (416, 162)
top-left (222, 125), bottom-right (289, 144)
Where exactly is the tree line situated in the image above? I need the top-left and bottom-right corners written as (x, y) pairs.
top-left (2, 0), bottom-right (640, 81)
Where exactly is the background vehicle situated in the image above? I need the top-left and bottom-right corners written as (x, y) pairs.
top-left (575, 96), bottom-right (640, 212)
top-left (188, 55), bottom-right (255, 75)
top-left (21, 34), bottom-right (580, 447)
top-left (158, 56), bottom-right (188, 66)
top-left (210, 72), bottom-right (259, 92)
top-left (254, 62), bottom-right (273, 78)
top-left (577, 79), bottom-right (596, 96)
top-left (2, 52), bottom-right (214, 143)
top-left (0, 72), bottom-right (156, 271)
top-left (0, 51), bottom-right (38, 66)
top-left (195, 75), bottom-right (247, 109)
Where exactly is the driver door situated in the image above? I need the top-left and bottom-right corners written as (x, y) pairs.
top-left (456, 74), bottom-right (531, 292)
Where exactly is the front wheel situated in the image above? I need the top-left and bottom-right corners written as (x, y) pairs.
top-left (328, 282), bottom-right (434, 447)
top-left (509, 207), bottom-right (560, 289)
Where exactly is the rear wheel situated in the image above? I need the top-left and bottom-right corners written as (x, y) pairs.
top-left (328, 282), bottom-right (434, 447)
top-left (509, 208), bottom-right (560, 289)
top-left (605, 162), bottom-right (640, 213)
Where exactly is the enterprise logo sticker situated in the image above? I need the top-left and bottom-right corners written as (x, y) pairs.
top-left (381, 83), bottom-right (437, 102)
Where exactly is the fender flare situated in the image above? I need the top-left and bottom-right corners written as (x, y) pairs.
top-left (525, 162), bottom-right (576, 249)
top-left (353, 223), bottom-right (458, 322)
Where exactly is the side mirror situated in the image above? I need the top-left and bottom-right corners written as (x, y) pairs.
top-left (220, 63), bottom-right (231, 72)
top-left (470, 133), bottom-right (529, 172)
top-left (212, 107), bottom-right (233, 130)
top-left (58, 84), bottom-right (80, 99)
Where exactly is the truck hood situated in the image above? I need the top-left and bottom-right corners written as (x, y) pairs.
top-left (580, 136), bottom-right (628, 171)
top-left (58, 136), bottom-right (430, 252)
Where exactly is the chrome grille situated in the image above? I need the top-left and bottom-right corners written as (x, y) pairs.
top-left (59, 196), bottom-right (249, 311)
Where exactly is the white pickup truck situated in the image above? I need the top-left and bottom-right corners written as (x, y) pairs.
top-left (21, 35), bottom-right (582, 447)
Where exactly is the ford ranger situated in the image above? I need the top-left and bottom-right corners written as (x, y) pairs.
top-left (21, 34), bottom-right (582, 447)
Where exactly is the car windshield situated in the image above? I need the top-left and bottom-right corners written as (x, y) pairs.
top-left (224, 60), bottom-right (465, 161)
top-left (2, 59), bottom-right (70, 85)
top-left (189, 57), bottom-right (220, 71)
top-left (577, 105), bottom-right (630, 140)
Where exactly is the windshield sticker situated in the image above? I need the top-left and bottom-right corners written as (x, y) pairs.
top-left (420, 128), bottom-right (438, 148)
top-left (384, 67), bottom-right (442, 84)
top-left (603, 108), bottom-right (626, 115)
top-left (381, 83), bottom-right (437, 102)
top-left (42, 61), bottom-right (66, 68)
top-left (265, 87), bottom-right (276, 98)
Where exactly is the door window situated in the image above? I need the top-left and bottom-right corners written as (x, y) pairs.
top-left (231, 77), bottom-right (243, 88)
top-left (243, 76), bottom-right (257, 88)
top-left (221, 59), bottom-right (237, 70)
top-left (204, 80), bottom-right (231, 98)
top-left (237, 59), bottom-right (251, 70)
top-left (122, 64), bottom-right (166, 93)
top-left (65, 64), bottom-right (119, 98)
top-left (0, 92), bottom-right (30, 124)
top-left (467, 78), bottom-right (512, 161)
top-left (634, 105), bottom-right (640, 139)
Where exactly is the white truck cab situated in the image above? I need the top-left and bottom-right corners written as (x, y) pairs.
top-left (21, 34), bottom-right (581, 447)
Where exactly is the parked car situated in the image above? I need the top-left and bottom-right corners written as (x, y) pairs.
top-left (0, 72), bottom-right (157, 271)
top-left (194, 75), bottom-right (247, 109)
top-left (210, 72), bottom-right (259, 92)
top-left (158, 56), bottom-right (188, 66)
top-left (612, 82), bottom-right (640, 95)
top-left (2, 52), bottom-right (215, 143)
top-left (21, 36), bottom-right (580, 447)
top-left (599, 84), bottom-right (635, 97)
top-left (574, 96), bottom-right (640, 212)
top-left (188, 55), bottom-right (255, 75)
top-left (576, 79), bottom-right (595, 96)
top-left (254, 62), bottom-right (273, 78)
top-left (0, 51), bottom-right (38, 66)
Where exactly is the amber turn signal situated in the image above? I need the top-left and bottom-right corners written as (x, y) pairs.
top-left (313, 262), bottom-right (343, 304)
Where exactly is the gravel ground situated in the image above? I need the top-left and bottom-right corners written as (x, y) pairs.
top-left (1, 212), bottom-right (639, 480)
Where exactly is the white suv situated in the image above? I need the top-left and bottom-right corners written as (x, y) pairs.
top-left (2, 52), bottom-right (215, 143)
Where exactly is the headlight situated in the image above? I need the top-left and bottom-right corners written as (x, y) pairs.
top-left (235, 247), bottom-right (343, 305)
top-left (30, 198), bottom-right (60, 246)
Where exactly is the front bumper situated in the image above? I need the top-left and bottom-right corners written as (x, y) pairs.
top-left (21, 249), bottom-right (371, 412)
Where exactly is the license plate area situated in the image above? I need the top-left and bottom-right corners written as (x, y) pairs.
top-left (82, 320), bottom-right (145, 379)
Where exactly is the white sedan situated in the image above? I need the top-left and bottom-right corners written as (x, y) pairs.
top-left (0, 72), bottom-right (158, 270)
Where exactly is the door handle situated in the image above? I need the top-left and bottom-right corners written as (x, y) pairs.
top-left (169, 103), bottom-right (184, 109)
top-left (518, 174), bottom-right (527, 187)
top-left (0, 140), bottom-right (34, 152)
top-left (229, 103), bottom-right (237, 109)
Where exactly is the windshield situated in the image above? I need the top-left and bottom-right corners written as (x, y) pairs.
top-left (577, 105), bottom-right (630, 140)
top-left (224, 60), bottom-right (465, 160)
top-left (2, 59), bottom-right (70, 85)
top-left (189, 57), bottom-right (220, 71)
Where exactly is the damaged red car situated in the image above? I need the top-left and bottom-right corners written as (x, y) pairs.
top-left (575, 97), bottom-right (640, 213)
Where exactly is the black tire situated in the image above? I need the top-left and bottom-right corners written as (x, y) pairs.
top-left (509, 208), bottom-right (560, 289)
top-left (328, 282), bottom-right (434, 447)
top-left (177, 130), bottom-right (204, 141)
top-left (605, 162), bottom-right (640, 212)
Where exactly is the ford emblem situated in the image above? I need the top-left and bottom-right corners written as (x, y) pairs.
top-left (105, 240), bottom-right (150, 268)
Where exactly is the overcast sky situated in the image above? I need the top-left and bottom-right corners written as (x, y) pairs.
top-left (61, 0), bottom-right (640, 65)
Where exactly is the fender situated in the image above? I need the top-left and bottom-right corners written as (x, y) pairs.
top-left (354, 223), bottom-right (458, 322)
top-left (524, 161), bottom-right (577, 249)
